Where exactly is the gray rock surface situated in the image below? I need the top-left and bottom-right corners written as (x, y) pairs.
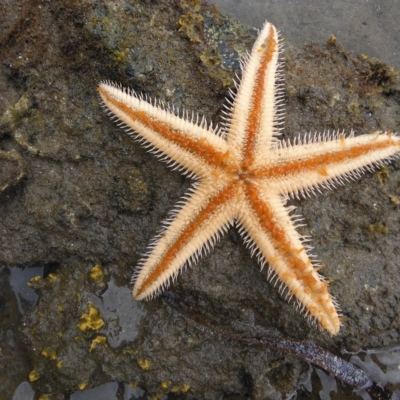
top-left (0, 0), bottom-right (399, 398)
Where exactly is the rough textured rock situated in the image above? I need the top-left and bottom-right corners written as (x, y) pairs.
top-left (0, 0), bottom-right (399, 398)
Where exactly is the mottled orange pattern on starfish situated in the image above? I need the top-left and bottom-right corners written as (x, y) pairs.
top-left (98, 22), bottom-right (400, 335)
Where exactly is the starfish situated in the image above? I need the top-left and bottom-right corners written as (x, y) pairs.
top-left (98, 21), bottom-right (400, 335)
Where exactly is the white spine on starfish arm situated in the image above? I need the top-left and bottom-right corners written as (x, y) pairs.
top-left (99, 20), bottom-right (400, 335)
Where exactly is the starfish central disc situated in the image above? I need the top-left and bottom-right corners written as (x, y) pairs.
top-left (99, 22), bottom-right (400, 335)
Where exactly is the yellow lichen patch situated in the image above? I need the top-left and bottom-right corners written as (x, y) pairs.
top-left (56, 360), bottom-right (64, 369)
top-left (123, 349), bottom-right (139, 355)
top-left (46, 273), bottom-right (58, 283)
top-left (57, 305), bottom-right (64, 312)
top-left (389, 194), bottom-right (400, 205)
top-left (89, 335), bottom-right (108, 352)
top-left (29, 369), bottom-right (40, 382)
top-left (74, 336), bottom-right (85, 342)
top-left (171, 384), bottom-right (191, 393)
top-left (128, 382), bottom-right (138, 389)
top-left (89, 264), bottom-right (104, 283)
top-left (38, 395), bottom-right (50, 400)
top-left (182, 384), bottom-right (191, 393)
top-left (78, 383), bottom-right (88, 390)
top-left (27, 275), bottom-right (42, 287)
top-left (367, 222), bottom-right (388, 234)
top-left (41, 347), bottom-right (57, 360)
top-left (137, 357), bottom-right (152, 370)
top-left (77, 304), bottom-right (105, 332)
top-left (326, 34), bottom-right (336, 45)
top-left (151, 380), bottom-right (191, 399)
top-left (160, 381), bottom-right (171, 389)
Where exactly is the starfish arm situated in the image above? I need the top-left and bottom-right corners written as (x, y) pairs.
top-left (238, 183), bottom-right (341, 335)
top-left (255, 132), bottom-right (400, 197)
top-left (98, 82), bottom-right (229, 178)
top-left (227, 22), bottom-right (284, 164)
top-left (132, 180), bottom-right (240, 300)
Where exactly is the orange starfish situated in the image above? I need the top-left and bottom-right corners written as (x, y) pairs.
top-left (98, 22), bottom-right (400, 335)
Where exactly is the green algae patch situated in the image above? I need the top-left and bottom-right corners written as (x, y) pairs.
top-left (178, 12), bottom-right (204, 44)
top-left (0, 149), bottom-right (26, 196)
top-left (176, 0), bottom-right (256, 88)
top-left (376, 166), bottom-right (390, 184)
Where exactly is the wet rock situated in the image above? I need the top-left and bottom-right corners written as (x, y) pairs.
top-left (0, 0), bottom-right (399, 398)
